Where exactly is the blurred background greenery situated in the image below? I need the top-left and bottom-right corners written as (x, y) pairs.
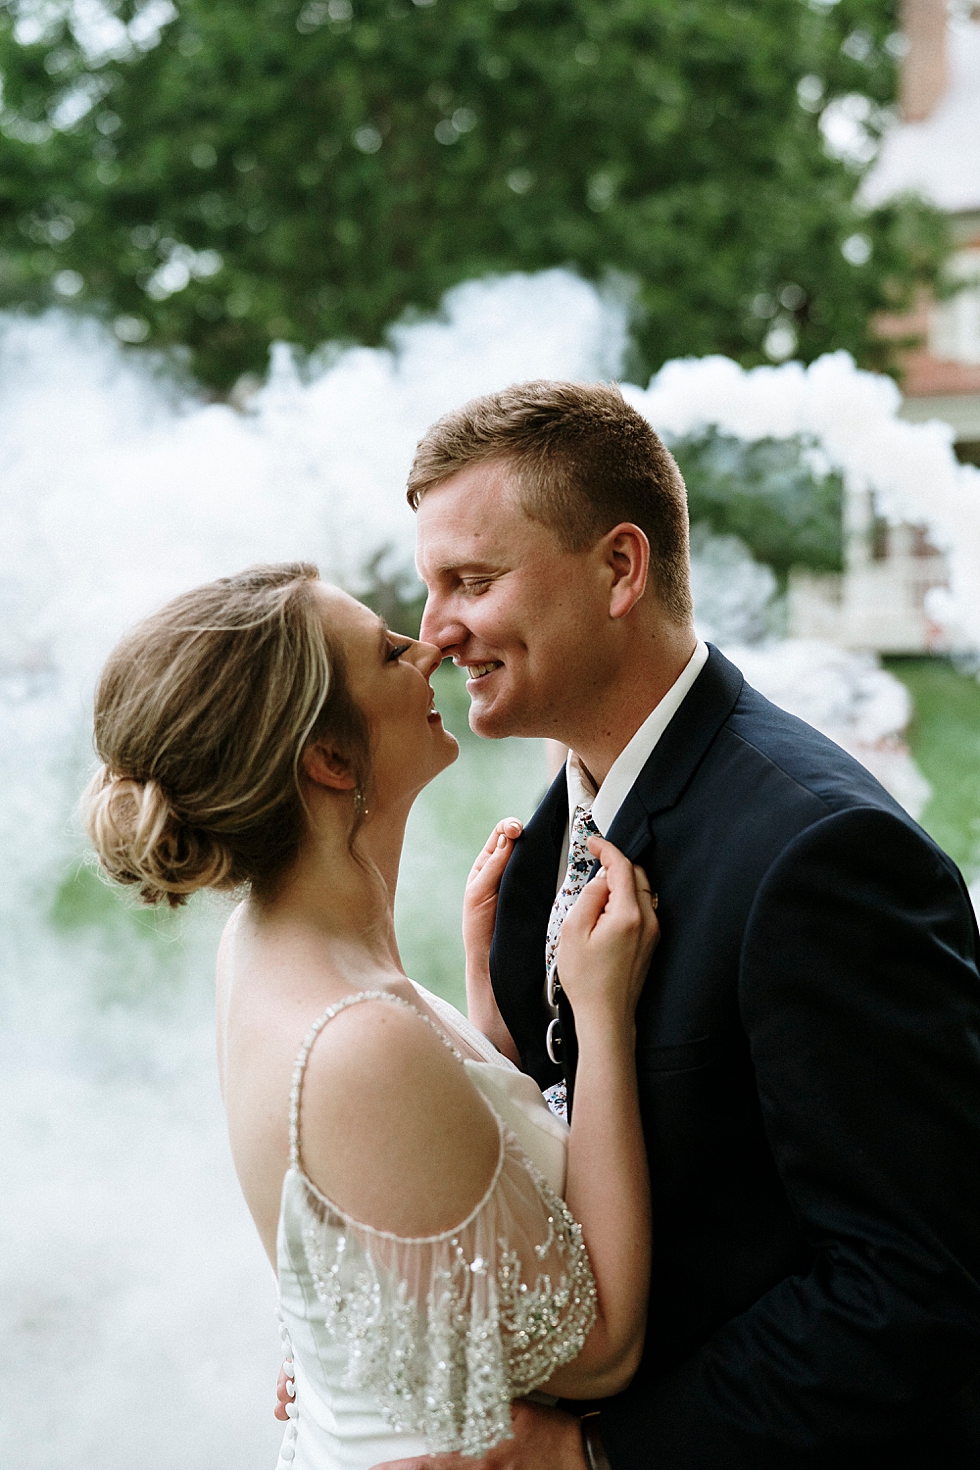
top-left (0, 0), bottom-right (948, 390)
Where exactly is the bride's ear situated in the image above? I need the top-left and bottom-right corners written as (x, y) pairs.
top-left (302, 740), bottom-right (357, 791)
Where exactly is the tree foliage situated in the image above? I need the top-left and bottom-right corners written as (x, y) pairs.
top-left (674, 428), bottom-right (844, 580)
top-left (0, 0), bottom-right (948, 390)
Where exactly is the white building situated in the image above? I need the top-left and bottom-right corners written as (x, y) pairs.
top-left (788, 508), bottom-right (949, 654)
top-left (790, 1), bottom-right (978, 654)
top-left (865, 0), bottom-right (980, 461)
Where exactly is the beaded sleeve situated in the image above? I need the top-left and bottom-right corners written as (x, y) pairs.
top-left (289, 991), bottom-right (597, 1457)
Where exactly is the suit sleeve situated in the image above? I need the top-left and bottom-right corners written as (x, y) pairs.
top-left (598, 806), bottom-right (980, 1468)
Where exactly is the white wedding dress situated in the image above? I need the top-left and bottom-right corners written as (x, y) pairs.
top-left (274, 982), bottom-right (595, 1470)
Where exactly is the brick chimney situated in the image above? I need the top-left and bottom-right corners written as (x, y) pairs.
top-left (900, 0), bottom-right (949, 122)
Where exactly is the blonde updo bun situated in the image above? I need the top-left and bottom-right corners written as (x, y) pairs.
top-left (83, 769), bottom-right (233, 908)
top-left (84, 563), bottom-right (371, 907)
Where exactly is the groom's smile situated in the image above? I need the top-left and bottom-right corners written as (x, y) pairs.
top-left (466, 660), bottom-right (503, 683)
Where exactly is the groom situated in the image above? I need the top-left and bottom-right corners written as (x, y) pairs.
top-left (382, 380), bottom-right (980, 1468)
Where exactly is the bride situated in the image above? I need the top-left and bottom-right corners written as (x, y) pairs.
top-left (83, 562), bottom-right (658, 1470)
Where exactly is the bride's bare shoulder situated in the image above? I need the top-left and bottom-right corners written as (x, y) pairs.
top-left (297, 997), bottom-right (501, 1238)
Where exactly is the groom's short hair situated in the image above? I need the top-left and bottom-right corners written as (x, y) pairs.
top-left (407, 380), bottom-right (693, 624)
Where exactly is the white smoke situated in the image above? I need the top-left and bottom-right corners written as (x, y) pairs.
top-left (689, 530), bottom-right (781, 647)
top-left (0, 274), bottom-right (631, 1470)
top-left (624, 351), bottom-right (980, 652)
top-left (0, 274), bottom-right (629, 909)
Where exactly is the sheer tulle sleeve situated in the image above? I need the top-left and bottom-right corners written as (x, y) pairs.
top-left (295, 1120), bottom-right (596, 1456)
top-left (289, 987), bottom-right (599, 1458)
top-left (286, 990), bottom-right (596, 1456)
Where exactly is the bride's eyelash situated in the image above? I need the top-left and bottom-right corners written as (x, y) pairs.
top-left (386, 642), bottom-right (411, 662)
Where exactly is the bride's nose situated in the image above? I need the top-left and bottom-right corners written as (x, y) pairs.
top-left (409, 638), bottom-right (445, 679)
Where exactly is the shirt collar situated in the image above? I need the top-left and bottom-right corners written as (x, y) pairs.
top-left (565, 640), bottom-right (709, 837)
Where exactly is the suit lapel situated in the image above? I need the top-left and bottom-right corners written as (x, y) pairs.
top-left (492, 647), bottom-right (745, 1096)
top-left (565, 647), bottom-right (744, 1111)
top-left (606, 645), bottom-right (744, 845)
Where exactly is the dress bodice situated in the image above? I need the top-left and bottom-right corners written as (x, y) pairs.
top-left (274, 984), bottom-right (594, 1470)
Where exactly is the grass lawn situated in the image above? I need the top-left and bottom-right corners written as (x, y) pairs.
top-left (885, 657), bottom-right (980, 880)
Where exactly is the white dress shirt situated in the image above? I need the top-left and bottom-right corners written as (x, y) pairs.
top-left (559, 639), bottom-right (709, 877)
top-left (545, 640), bottom-right (708, 1020)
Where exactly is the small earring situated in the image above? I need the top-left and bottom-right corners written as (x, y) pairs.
top-left (353, 787), bottom-right (369, 818)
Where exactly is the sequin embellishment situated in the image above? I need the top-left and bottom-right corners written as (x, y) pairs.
top-left (289, 991), bottom-right (597, 1457)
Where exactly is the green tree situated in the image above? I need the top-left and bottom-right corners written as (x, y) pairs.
top-left (673, 428), bottom-right (844, 582)
top-left (0, 0), bottom-right (947, 391)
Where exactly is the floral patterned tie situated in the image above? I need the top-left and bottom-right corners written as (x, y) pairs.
top-left (542, 805), bottom-right (600, 1121)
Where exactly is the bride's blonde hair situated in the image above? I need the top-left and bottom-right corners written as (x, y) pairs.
top-left (83, 563), bottom-right (370, 907)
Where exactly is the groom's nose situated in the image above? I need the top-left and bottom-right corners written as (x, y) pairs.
top-left (419, 592), bottom-right (464, 654)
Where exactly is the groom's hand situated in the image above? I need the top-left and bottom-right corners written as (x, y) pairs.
top-left (368, 1400), bottom-right (587, 1470)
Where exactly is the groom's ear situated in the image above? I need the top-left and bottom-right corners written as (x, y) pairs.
top-left (602, 522), bottom-right (650, 619)
top-left (302, 740), bottom-right (357, 791)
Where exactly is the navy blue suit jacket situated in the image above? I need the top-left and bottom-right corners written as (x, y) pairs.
top-left (489, 646), bottom-right (980, 1467)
